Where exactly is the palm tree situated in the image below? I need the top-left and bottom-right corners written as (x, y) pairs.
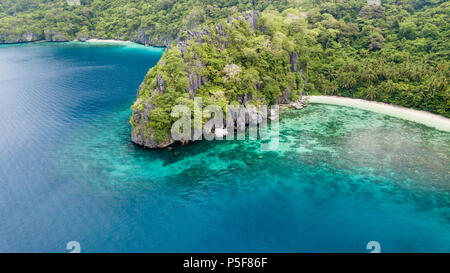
top-left (329, 82), bottom-right (339, 95)
top-left (383, 79), bottom-right (396, 94)
top-left (365, 85), bottom-right (378, 100)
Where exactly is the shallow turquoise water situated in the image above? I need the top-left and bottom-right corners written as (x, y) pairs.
top-left (0, 42), bottom-right (449, 252)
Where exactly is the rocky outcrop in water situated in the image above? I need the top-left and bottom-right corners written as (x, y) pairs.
top-left (131, 101), bottom-right (175, 148)
top-left (131, 11), bottom-right (305, 149)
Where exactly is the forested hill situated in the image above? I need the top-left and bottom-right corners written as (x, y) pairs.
top-left (0, 0), bottom-right (448, 123)
top-left (0, 0), bottom-right (295, 45)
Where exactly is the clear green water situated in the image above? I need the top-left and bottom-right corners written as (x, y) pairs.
top-left (0, 42), bottom-right (449, 252)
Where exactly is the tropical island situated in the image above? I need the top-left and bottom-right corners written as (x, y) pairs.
top-left (1, 0), bottom-right (448, 148)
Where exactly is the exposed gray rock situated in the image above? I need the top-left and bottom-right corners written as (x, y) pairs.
top-left (131, 102), bottom-right (175, 148)
top-left (156, 74), bottom-right (165, 93)
top-left (0, 31), bottom-right (43, 44)
top-left (242, 11), bottom-right (260, 31)
top-left (299, 63), bottom-right (307, 96)
top-left (176, 11), bottom-right (259, 49)
top-left (186, 59), bottom-right (207, 97)
top-left (136, 28), bottom-right (173, 47)
top-left (277, 89), bottom-right (291, 104)
top-left (227, 10), bottom-right (260, 31)
top-left (44, 30), bottom-right (68, 42)
top-left (23, 31), bottom-right (41, 42)
top-left (290, 52), bottom-right (298, 72)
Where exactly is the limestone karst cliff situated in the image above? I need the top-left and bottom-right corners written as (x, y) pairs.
top-left (130, 11), bottom-right (306, 148)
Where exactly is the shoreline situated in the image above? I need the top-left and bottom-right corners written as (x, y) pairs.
top-left (306, 96), bottom-right (450, 132)
top-left (0, 38), bottom-right (167, 49)
top-left (83, 39), bottom-right (167, 49)
top-left (85, 38), bottom-right (137, 44)
top-left (84, 39), bottom-right (138, 45)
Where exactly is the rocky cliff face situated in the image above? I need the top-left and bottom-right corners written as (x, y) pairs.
top-left (0, 30), bottom-right (68, 44)
top-left (0, 27), bottom-right (172, 46)
top-left (131, 101), bottom-right (174, 148)
top-left (131, 11), bottom-right (304, 149)
top-left (44, 30), bottom-right (68, 42)
top-left (135, 28), bottom-right (174, 47)
top-left (0, 31), bottom-right (43, 44)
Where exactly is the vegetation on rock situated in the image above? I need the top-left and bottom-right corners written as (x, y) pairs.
top-left (1, 0), bottom-right (448, 148)
top-left (131, 0), bottom-right (449, 147)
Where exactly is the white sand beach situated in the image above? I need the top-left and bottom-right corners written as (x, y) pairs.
top-left (85, 39), bottom-right (136, 45)
top-left (83, 39), bottom-right (166, 52)
top-left (306, 96), bottom-right (450, 132)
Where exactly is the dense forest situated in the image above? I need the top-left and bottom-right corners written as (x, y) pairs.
top-left (130, 0), bottom-right (449, 147)
top-left (305, 0), bottom-right (449, 117)
top-left (0, 0), bottom-right (295, 44)
top-left (0, 0), bottom-right (449, 146)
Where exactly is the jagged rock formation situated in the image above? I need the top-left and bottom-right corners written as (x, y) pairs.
top-left (131, 10), bottom-right (306, 149)
top-left (135, 28), bottom-right (174, 47)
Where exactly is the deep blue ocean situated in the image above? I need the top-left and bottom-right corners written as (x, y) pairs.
top-left (0, 42), bottom-right (449, 253)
